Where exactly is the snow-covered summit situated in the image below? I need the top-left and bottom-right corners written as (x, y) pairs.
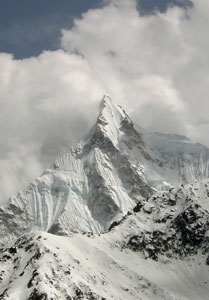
top-left (99, 95), bottom-right (127, 127)
top-left (1, 96), bottom-right (209, 243)
top-left (91, 94), bottom-right (133, 150)
top-left (1, 96), bottom-right (209, 299)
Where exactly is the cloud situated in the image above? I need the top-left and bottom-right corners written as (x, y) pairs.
top-left (61, 0), bottom-right (209, 142)
top-left (1, 0), bottom-right (209, 202)
top-left (0, 50), bottom-right (104, 203)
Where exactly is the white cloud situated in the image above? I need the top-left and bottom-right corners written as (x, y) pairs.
top-left (1, 0), bottom-right (209, 202)
top-left (61, 0), bottom-right (209, 142)
top-left (0, 50), bottom-right (104, 203)
top-left (61, 1), bottom-right (189, 114)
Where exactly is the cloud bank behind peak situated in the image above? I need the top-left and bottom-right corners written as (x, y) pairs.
top-left (1, 0), bottom-right (209, 202)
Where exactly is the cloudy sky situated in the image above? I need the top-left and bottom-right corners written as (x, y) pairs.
top-left (0, 0), bottom-right (208, 203)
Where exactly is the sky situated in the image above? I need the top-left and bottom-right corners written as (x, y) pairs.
top-left (0, 0), bottom-right (208, 203)
top-left (0, 0), bottom-right (192, 59)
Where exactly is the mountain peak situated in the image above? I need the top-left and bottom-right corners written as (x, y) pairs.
top-left (101, 94), bottom-right (114, 106)
top-left (99, 94), bottom-right (125, 120)
top-left (2, 95), bottom-right (209, 244)
top-left (95, 95), bottom-right (130, 148)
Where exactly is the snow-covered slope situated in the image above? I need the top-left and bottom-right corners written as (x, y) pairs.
top-left (1, 96), bottom-right (209, 299)
top-left (1, 178), bottom-right (209, 300)
top-left (143, 130), bottom-right (209, 187)
top-left (1, 96), bottom-right (209, 243)
top-left (0, 232), bottom-right (177, 300)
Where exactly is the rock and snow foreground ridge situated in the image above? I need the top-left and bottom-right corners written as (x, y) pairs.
top-left (1, 96), bottom-right (209, 299)
top-left (1, 181), bottom-right (209, 300)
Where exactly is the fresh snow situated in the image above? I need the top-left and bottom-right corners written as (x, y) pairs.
top-left (1, 96), bottom-right (209, 299)
top-left (1, 96), bottom-right (209, 242)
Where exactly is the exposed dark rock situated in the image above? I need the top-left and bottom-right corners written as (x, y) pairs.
top-left (8, 247), bottom-right (17, 255)
top-left (25, 243), bottom-right (34, 252)
top-left (0, 288), bottom-right (8, 299)
top-left (133, 202), bottom-right (143, 213)
top-left (109, 211), bottom-right (132, 231)
top-left (28, 289), bottom-right (47, 300)
top-left (126, 200), bottom-right (209, 261)
top-left (27, 270), bottom-right (39, 288)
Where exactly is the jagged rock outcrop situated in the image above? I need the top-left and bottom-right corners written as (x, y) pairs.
top-left (125, 180), bottom-right (209, 260)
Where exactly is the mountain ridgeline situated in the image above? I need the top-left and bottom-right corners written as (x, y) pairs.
top-left (1, 96), bottom-right (209, 243)
top-left (1, 96), bottom-right (209, 299)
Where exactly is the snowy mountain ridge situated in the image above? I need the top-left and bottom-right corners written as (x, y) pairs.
top-left (1, 96), bottom-right (209, 243)
top-left (1, 179), bottom-right (209, 299)
top-left (1, 96), bottom-right (209, 299)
